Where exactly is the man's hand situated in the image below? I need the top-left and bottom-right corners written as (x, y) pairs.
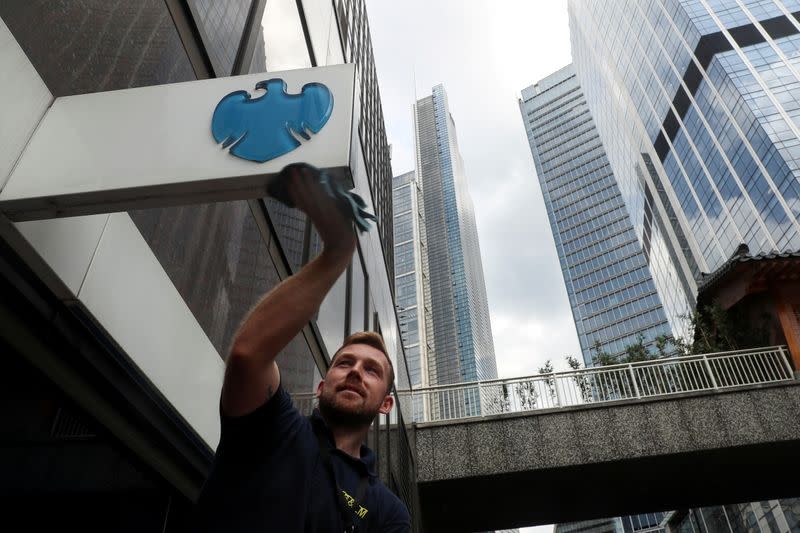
top-left (286, 166), bottom-right (356, 257)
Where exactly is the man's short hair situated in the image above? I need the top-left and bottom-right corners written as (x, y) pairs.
top-left (332, 331), bottom-right (395, 392)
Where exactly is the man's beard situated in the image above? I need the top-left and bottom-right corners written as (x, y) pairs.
top-left (318, 388), bottom-right (380, 429)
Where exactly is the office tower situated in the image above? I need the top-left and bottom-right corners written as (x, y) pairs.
top-left (553, 509), bottom-right (664, 533)
top-left (664, 498), bottom-right (800, 533)
top-left (555, 517), bottom-right (624, 533)
top-left (0, 0), bottom-right (417, 529)
top-left (393, 170), bottom-right (433, 421)
top-left (567, 2), bottom-right (800, 529)
top-left (414, 85), bottom-right (498, 398)
top-left (568, 0), bottom-right (800, 337)
top-left (520, 65), bottom-right (675, 363)
top-left (521, 64), bottom-right (671, 533)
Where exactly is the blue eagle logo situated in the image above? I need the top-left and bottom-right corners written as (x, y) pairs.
top-left (211, 79), bottom-right (334, 163)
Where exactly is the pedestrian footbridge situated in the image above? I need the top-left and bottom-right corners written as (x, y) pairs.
top-left (409, 347), bottom-right (800, 532)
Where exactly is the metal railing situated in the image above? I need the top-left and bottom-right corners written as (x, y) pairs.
top-left (408, 346), bottom-right (796, 423)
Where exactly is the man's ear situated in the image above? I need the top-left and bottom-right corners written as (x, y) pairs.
top-left (315, 379), bottom-right (325, 398)
top-left (378, 393), bottom-right (394, 415)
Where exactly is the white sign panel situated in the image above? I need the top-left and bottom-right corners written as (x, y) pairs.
top-left (0, 16), bottom-right (52, 191)
top-left (0, 63), bottom-right (356, 221)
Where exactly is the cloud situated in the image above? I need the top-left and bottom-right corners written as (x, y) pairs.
top-left (368, 0), bottom-right (579, 379)
top-left (493, 311), bottom-right (583, 378)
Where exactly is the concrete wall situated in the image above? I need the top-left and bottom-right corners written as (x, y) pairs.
top-left (415, 382), bottom-right (800, 532)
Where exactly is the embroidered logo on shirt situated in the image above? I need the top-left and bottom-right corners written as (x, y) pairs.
top-left (341, 489), bottom-right (369, 519)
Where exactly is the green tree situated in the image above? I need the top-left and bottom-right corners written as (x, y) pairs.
top-left (538, 359), bottom-right (555, 403)
top-left (590, 339), bottom-right (617, 366)
top-left (654, 334), bottom-right (673, 358)
top-left (514, 380), bottom-right (539, 410)
top-left (496, 383), bottom-right (511, 414)
top-left (675, 303), bottom-right (771, 355)
top-left (623, 333), bottom-right (650, 362)
top-left (565, 355), bottom-right (592, 403)
top-left (590, 336), bottom-right (658, 399)
top-left (590, 335), bottom-right (659, 365)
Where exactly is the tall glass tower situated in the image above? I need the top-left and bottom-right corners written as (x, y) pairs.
top-left (520, 65), bottom-right (675, 363)
top-left (568, 1), bottom-right (800, 527)
top-left (393, 170), bottom-right (432, 421)
top-left (413, 85), bottom-right (498, 394)
top-left (568, 0), bottom-right (800, 333)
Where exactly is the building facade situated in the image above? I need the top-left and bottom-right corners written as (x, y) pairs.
top-left (0, 0), bottom-right (419, 530)
top-left (393, 170), bottom-right (433, 421)
top-left (520, 65), bottom-right (675, 363)
top-left (567, 0), bottom-right (800, 529)
top-left (555, 517), bottom-right (625, 533)
top-left (554, 514), bottom-right (672, 533)
top-left (665, 498), bottom-right (800, 533)
top-left (568, 0), bottom-right (800, 342)
top-left (413, 85), bottom-right (498, 406)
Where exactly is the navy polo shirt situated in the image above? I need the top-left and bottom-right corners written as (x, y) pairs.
top-left (196, 385), bottom-right (411, 532)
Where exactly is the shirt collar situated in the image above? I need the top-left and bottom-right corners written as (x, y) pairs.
top-left (311, 409), bottom-right (378, 478)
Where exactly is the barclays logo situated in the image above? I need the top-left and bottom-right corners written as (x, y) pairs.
top-left (211, 79), bottom-right (333, 163)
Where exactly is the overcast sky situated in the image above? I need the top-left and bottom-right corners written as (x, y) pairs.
top-left (367, 2), bottom-right (575, 530)
top-left (368, 0), bottom-right (579, 374)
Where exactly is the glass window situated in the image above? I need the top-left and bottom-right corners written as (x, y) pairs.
top-left (131, 202), bottom-right (271, 358)
top-left (252, 0), bottom-right (312, 73)
top-left (394, 241), bottom-right (416, 274)
top-left (349, 253), bottom-right (367, 334)
top-left (301, 0), bottom-right (345, 66)
top-left (276, 333), bottom-right (321, 405)
top-left (781, 498), bottom-right (800, 532)
top-left (317, 269), bottom-right (347, 355)
top-left (189, 0), bottom-right (253, 76)
top-left (394, 215), bottom-right (414, 243)
top-left (1, 0), bottom-right (196, 95)
top-left (265, 198), bottom-right (307, 273)
top-left (245, 0), bottom-right (315, 273)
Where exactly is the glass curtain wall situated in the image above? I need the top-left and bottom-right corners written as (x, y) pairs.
top-left (413, 85), bottom-right (498, 420)
top-left (520, 66), bottom-right (674, 362)
top-left (667, 499), bottom-right (800, 533)
top-left (393, 170), bottom-right (432, 422)
top-left (568, 0), bottom-right (800, 339)
top-left (569, 1), bottom-right (800, 528)
top-left (0, 0), bottom-right (419, 529)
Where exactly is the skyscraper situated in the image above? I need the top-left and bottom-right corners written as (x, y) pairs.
top-left (555, 517), bottom-right (624, 533)
top-left (567, 1), bottom-right (800, 529)
top-left (520, 64), bottom-right (672, 533)
top-left (664, 499), bottom-right (800, 533)
top-left (412, 84), bottom-right (497, 402)
top-left (568, 0), bottom-right (800, 337)
top-left (520, 65), bottom-right (675, 363)
top-left (393, 170), bottom-right (433, 421)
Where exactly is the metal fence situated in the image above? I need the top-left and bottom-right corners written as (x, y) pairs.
top-left (409, 346), bottom-right (796, 423)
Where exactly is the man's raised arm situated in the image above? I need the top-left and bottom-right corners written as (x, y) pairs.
top-left (221, 168), bottom-right (357, 417)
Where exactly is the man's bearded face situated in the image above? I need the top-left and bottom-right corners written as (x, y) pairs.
top-left (317, 343), bottom-right (392, 428)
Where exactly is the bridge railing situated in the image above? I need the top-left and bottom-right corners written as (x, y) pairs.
top-left (409, 346), bottom-right (795, 423)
